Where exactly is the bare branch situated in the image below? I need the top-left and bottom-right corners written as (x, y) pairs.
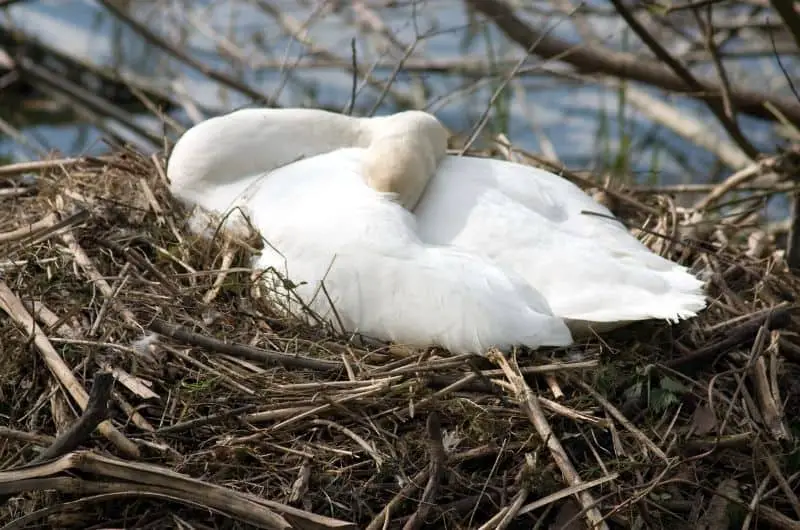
top-left (98, 0), bottom-right (273, 106)
top-left (608, 0), bottom-right (760, 159)
top-left (30, 372), bottom-right (114, 465)
top-left (465, 0), bottom-right (800, 124)
top-left (769, 0), bottom-right (800, 50)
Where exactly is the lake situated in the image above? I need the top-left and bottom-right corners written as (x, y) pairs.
top-left (2, 0), bottom-right (796, 207)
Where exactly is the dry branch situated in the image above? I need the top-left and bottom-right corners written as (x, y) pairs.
top-left (0, 281), bottom-right (139, 458)
top-left (98, 0), bottom-right (272, 106)
top-left (664, 304), bottom-right (793, 372)
top-left (770, 0), bottom-right (800, 50)
top-left (146, 318), bottom-right (342, 372)
top-left (467, 0), bottom-right (800, 124)
top-left (29, 372), bottom-right (114, 464)
top-left (0, 450), bottom-right (356, 530)
top-left (403, 412), bottom-right (446, 530)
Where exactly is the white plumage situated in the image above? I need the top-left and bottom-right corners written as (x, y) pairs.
top-left (167, 108), bottom-right (706, 355)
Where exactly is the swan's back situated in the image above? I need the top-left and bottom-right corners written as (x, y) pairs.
top-left (216, 148), bottom-right (574, 353)
top-left (414, 156), bottom-right (706, 324)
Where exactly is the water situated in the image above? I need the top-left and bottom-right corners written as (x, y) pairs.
top-left (2, 0), bottom-right (796, 209)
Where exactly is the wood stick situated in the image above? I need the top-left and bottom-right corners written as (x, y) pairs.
top-left (30, 372), bottom-right (115, 464)
top-left (60, 229), bottom-right (141, 331)
top-left (147, 318), bottom-right (342, 372)
top-left (403, 412), bottom-right (446, 530)
top-left (0, 281), bottom-right (139, 458)
top-left (489, 350), bottom-right (610, 530)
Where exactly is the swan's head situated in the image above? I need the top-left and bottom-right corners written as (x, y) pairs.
top-left (361, 110), bottom-right (449, 210)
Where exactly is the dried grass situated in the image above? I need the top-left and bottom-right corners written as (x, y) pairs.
top-left (0, 144), bottom-right (799, 529)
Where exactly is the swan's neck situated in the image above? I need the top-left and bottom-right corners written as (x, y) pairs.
top-left (167, 108), bottom-right (365, 205)
top-left (166, 108), bottom-right (449, 211)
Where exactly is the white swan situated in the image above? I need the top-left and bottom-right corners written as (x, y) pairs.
top-left (166, 108), bottom-right (706, 354)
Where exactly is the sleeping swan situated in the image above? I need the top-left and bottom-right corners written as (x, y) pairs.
top-left (166, 108), bottom-right (706, 355)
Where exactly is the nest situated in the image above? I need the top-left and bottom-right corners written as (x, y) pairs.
top-left (0, 145), bottom-right (799, 530)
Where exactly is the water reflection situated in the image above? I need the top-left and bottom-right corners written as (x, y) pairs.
top-left (0, 0), bottom-right (795, 202)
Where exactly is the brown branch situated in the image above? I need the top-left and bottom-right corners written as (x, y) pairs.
top-left (695, 6), bottom-right (737, 124)
top-left (16, 57), bottom-right (162, 147)
top-left (93, 237), bottom-right (181, 297)
top-left (403, 412), bottom-right (446, 530)
top-left (769, 0), bottom-right (800, 51)
top-left (146, 318), bottom-right (343, 372)
top-left (465, 0), bottom-right (800, 124)
top-left (30, 372), bottom-right (114, 465)
top-left (0, 25), bottom-right (187, 119)
top-left (366, 468), bottom-right (429, 530)
top-left (97, 0), bottom-right (273, 106)
top-left (785, 193), bottom-right (800, 269)
top-left (663, 305), bottom-right (793, 372)
top-left (607, 0), bottom-right (760, 159)
top-left (666, 0), bottom-right (731, 13)
top-left (0, 451), bottom-right (356, 529)
top-left (0, 281), bottom-right (139, 458)
top-left (490, 350), bottom-right (610, 530)
top-left (0, 428), bottom-right (55, 447)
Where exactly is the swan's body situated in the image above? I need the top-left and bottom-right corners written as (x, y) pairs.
top-left (167, 108), bottom-right (706, 354)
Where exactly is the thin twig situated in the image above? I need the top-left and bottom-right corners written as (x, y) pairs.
top-left (403, 412), bottom-right (446, 530)
top-left (146, 318), bottom-right (342, 372)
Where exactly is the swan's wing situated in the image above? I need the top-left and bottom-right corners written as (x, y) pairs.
top-left (226, 148), bottom-right (573, 354)
top-left (415, 156), bottom-right (705, 323)
top-left (429, 156), bottom-right (663, 256)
